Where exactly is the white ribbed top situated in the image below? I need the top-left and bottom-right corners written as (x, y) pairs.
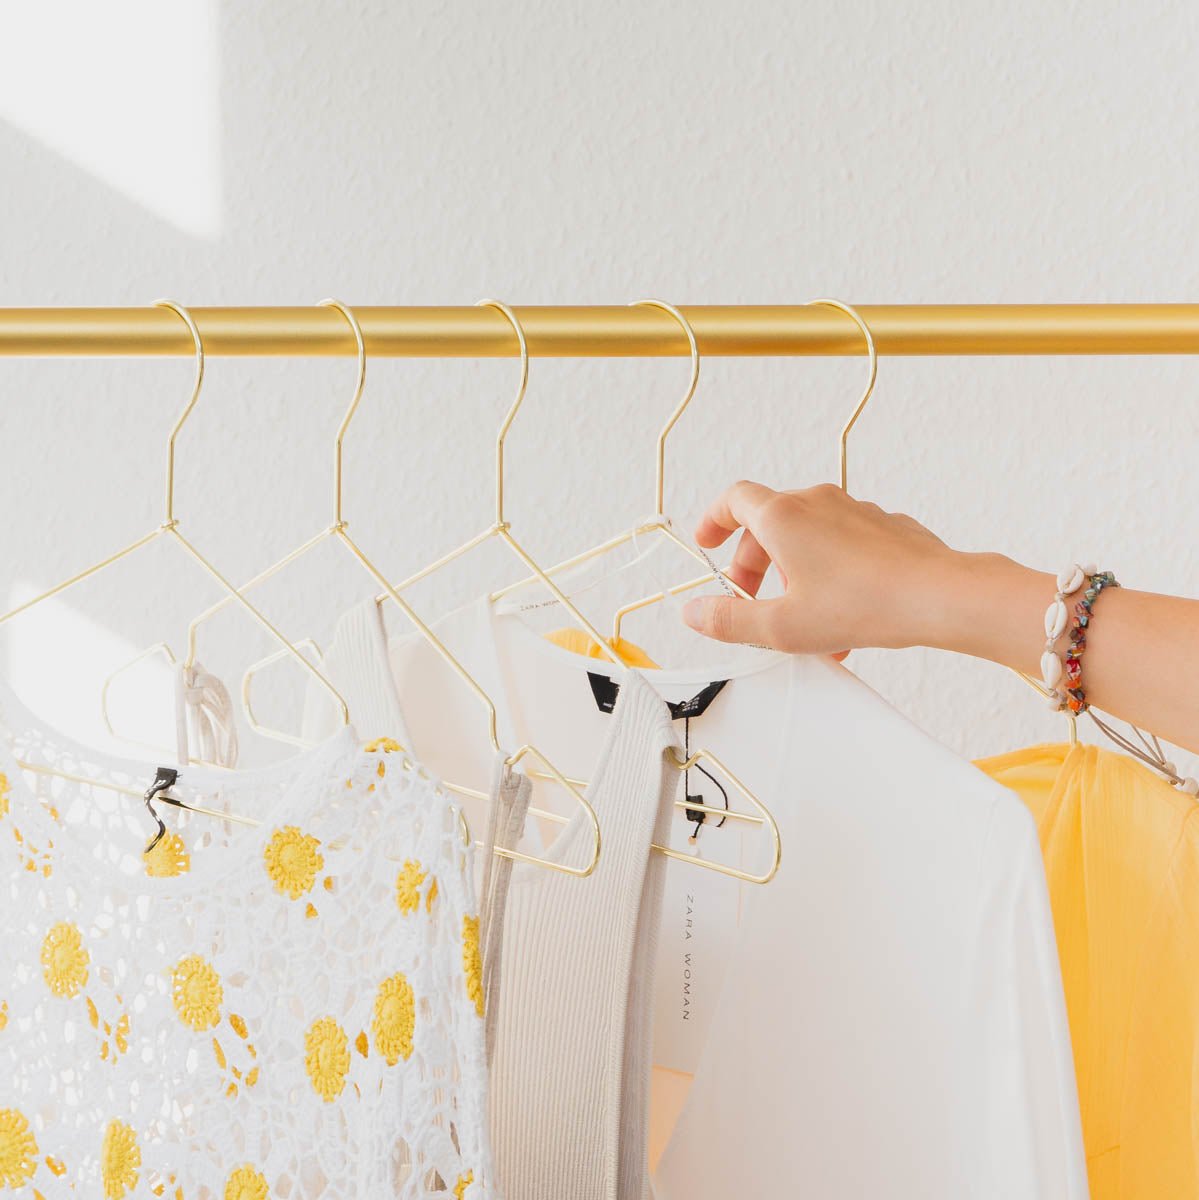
top-left (488, 670), bottom-right (676, 1200)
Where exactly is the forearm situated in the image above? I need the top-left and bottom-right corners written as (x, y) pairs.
top-left (930, 553), bottom-right (1199, 754)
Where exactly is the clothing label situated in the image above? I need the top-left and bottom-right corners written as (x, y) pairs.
top-left (586, 672), bottom-right (728, 719)
top-left (651, 770), bottom-right (743, 1075)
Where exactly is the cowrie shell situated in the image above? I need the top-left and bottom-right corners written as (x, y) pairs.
top-left (1044, 600), bottom-right (1068, 641)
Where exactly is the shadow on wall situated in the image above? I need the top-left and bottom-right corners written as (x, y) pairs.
top-left (0, 1), bottom-right (222, 237)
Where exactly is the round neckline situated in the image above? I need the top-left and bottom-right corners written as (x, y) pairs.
top-left (492, 606), bottom-right (792, 691)
top-left (0, 676), bottom-right (359, 899)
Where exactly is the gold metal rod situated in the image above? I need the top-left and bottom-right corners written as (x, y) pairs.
top-left (6, 305), bottom-right (1199, 357)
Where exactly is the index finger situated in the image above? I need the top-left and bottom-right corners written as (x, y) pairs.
top-left (694, 480), bottom-right (780, 549)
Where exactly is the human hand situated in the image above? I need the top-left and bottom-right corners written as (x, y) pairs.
top-left (681, 481), bottom-right (975, 656)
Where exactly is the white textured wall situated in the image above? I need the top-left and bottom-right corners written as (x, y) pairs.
top-left (2, 0), bottom-right (1198, 769)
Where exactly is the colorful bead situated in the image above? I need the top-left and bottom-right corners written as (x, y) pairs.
top-left (1051, 571), bottom-right (1118, 715)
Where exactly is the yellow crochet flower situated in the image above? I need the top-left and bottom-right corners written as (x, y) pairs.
top-left (372, 971), bottom-right (415, 1065)
top-left (454, 1169), bottom-right (474, 1199)
top-left (304, 1016), bottom-right (350, 1102)
top-left (101, 1119), bottom-right (140, 1199)
top-left (0, 772), bottom-right (9, 818)
top-left (171, 955), bottom-right (224, 1031)
top-left (462, 915), bottom-right (484, 1018)
top-left (143, 832), bottom-right (190, 878)
top-left (364, 737), bottom-right (403, 753)
top-left (263, 826), bottom-right (324, 900)
top-left (395, 859), bottom-right (426, 915)
top-left (0, 1107), bottom-right (38, 1189)
top-left (224, 1163), bottom-right (270, 1200)
top-left (41, 921), bottom-right (89, 997)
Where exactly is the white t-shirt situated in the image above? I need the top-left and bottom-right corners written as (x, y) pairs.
top-left (307, 596), bottom-right (1088, 1199)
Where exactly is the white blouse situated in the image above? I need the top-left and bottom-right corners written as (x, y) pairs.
top-left (0, 681), bottom-right (496, 1199)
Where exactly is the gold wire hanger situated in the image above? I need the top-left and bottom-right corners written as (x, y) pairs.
top-left (0, 300), bottom-right (351, 840)
top-left (232, 298), bottom-right (602, 877)
top-left (450, 302), bottom-right (779, 884)
top-left (609, 299), bottom-right (869, 637)
top-left (490, 300), bottom-right (754, 614)
top-left (812, 299), bottom-right (1079, 747)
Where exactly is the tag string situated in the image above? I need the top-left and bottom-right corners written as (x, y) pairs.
top-left (683, 714), bottom-right (728, 841)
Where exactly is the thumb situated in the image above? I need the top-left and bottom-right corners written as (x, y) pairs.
top-left (682, 595), bottom-right (780, 647)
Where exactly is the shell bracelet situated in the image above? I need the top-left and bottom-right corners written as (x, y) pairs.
top-left (1043, 562), bottom-right (1199, 796)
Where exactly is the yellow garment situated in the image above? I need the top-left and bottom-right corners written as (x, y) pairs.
top-left (543, 628), bottom-right (660, 669)
top-left (976, 743), bottom-right (1199, 1199)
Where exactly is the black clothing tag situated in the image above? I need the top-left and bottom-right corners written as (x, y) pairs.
top-left (667, 678), bottom-right (728, 720)
top-left (585, 672), bottom-right (728, 720)
top-left (587, 671), bottom-right (621, 714)
top-left (142, 766), bottom-right (180, 854)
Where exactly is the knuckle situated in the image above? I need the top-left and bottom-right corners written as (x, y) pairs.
top-left (708, 598), bottom-right (733, 641)
top-left (808, 482), bottom-right (842, 502)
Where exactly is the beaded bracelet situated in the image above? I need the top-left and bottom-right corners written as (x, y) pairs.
top-left (1041, 562), bottom-right (1199, 795)
top-left (1061, 570), bottom-right (1119, 714)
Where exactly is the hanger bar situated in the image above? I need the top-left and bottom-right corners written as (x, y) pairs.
top-left (4, 305), bottom-right (1199, 358)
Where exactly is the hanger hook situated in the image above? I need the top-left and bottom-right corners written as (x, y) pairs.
top-left (319, 299), bottom-right (368, 528)
top-left (806, 299), bottom-right (878, 492)
top-left (154, 300), bottom-right (208, 527)
top-left (631, 300), bottom-right (700, 517)
top-left (475, 300), bottom-right (529, 527)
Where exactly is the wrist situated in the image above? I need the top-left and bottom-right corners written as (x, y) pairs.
top-left (920, 551), bottom-right (1050, 673)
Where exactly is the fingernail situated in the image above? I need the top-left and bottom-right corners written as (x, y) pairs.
top-left (682, 598), bottom-right (705, 630)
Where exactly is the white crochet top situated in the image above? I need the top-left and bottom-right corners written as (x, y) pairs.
top-left (0, 685), bottom-right (495, 1199)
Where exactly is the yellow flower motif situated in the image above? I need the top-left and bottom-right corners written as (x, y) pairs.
top-left (101, 1119), bottom-right (140, 1199)
top-left (144, 832), bottom-right (190, 878)
top-left (171, 955), bottom-right (224, 1031)
top-left (365, 737), bottom-right (406, 778)
top-left (454, 1169), bottom-right (474, 1199)
top-left (263, 826), bottom-right (324, 900)
top-left (304, 1017), bottom-right (350, 1102)
top-left (224, 1163), bottom-right (270, 1200)
top-left (364, 737), bottom-right (403, 753)
top-left (425, 877), bottom-right (438, 913)
top-left (395, 859), bottom-right (426, 915)
top-left (0, 1107), bottom-right (38, 1189)
top-left (41, 921), bottom-right (89, 998)
top-left (0, 1000), bottom-right (7, 1031)
top-left (372, 972), bottom-right (415, 1066)
top-left (0, 772), bottom-right (9, 818)
top-left (462, 915), bottom-right (484, 1018)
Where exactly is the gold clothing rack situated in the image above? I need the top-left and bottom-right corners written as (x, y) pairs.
top-left (3, 304), bottom-right (1199, 358)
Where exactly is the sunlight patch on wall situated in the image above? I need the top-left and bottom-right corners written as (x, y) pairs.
top-left (0, 1), bottom-right (222, 237)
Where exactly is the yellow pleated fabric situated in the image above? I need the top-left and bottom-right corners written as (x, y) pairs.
top-left (543, 628), bottom-right (661, 669)
top-left (976, 743), bottom-right (1199, 1199)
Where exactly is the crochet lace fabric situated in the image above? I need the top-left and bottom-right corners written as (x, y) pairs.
top-left (0, 699), bottom-right (495, 1200)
